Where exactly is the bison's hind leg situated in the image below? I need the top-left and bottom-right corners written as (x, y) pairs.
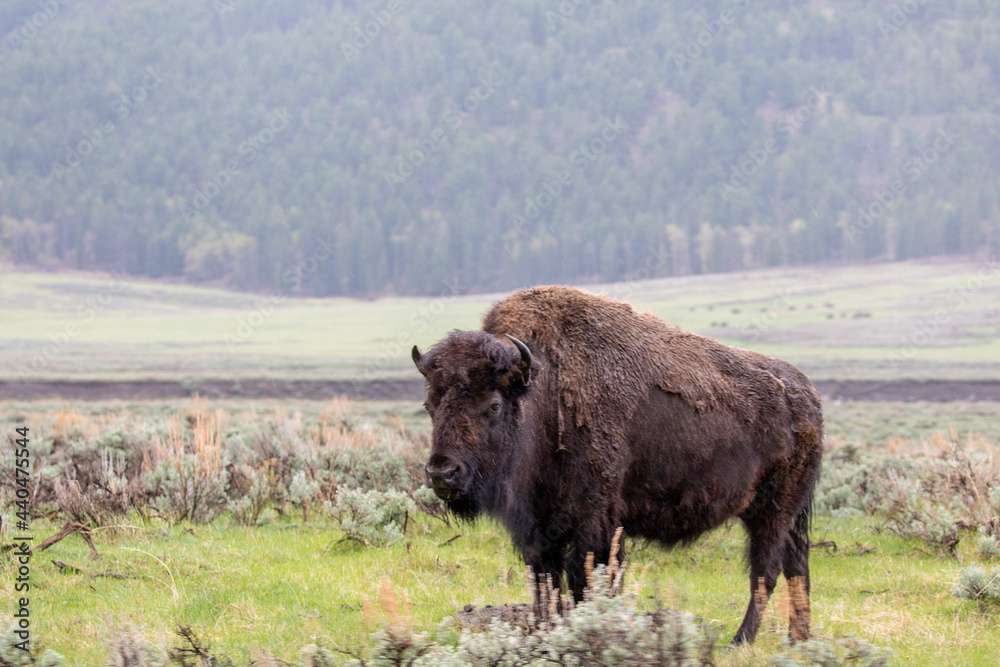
top-left (732, 510), bottom-right (786, 645)
top-left (733, 492), bottom-right (815, 645)
top-left (782, 505), bottom-right (812, 642)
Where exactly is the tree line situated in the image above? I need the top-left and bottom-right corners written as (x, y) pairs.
top-left (1, 0), bottom-right (998, 295)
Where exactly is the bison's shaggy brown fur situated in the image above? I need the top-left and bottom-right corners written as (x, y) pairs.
top-left (414, 285), bottom-right (823, 644)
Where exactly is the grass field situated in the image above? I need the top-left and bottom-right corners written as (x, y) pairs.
top-left (3, 257), bottom-right (1000, 665)
top-left (17, 511), bottom-right (1000, 666)
top-left (2, 255), bottom-right (999, 382)
top-left (3, 398), bottom-right (1000, 665)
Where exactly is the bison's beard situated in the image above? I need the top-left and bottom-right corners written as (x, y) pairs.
top-left (445, 492), bottom-right (481, 520)
top-left (434, 464), bottom-right (505, 521)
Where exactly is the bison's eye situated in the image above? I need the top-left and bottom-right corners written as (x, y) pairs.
top-left (489, 402), bottom-right (501, 414)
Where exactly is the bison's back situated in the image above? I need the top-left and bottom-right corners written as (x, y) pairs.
top-left (482, 285), bottom-right (819, 444)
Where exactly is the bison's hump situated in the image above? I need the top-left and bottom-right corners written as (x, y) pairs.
top-left (482, 285), bottom-right (817, 438)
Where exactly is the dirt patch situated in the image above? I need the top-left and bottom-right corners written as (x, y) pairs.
top-left (0, 379), bottom-right (425, 401)
top-left (2, 379), bottom-right (1000, 402)
top-left (812, 380), bottom-right (1000, 402)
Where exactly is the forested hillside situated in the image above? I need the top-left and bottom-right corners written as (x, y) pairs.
top-left (1, 0), bottom-right (999, 295)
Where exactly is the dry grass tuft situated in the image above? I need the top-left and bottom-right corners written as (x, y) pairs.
top-left (319, 395), bottom-right (353, 424)
top-left (152, 410), bottom-right (223, 477)
top-left (607, 526), bottom-right (626, 596)
top-left (366, 579), bottom-right (413, 632)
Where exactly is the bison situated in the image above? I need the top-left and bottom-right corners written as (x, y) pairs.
top-left (411, 285), bottom-right (822, 644)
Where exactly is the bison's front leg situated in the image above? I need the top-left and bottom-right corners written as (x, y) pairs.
top-left (566, 518), bottom-right (624, 601)
top-left (522, 517), bottom-right (571, 623)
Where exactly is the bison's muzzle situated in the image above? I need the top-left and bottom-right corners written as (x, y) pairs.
top-left (425, 458), bottom-right (467, 500)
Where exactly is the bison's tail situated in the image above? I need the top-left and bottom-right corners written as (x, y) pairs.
top-left (793, 498), bottom-right (811, 544)
top-left (794, 457), bottom-right (820, 546)
top-left (791, 419), bottom-right (822, 547)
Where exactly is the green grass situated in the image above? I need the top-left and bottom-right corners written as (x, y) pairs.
top-left (4, 398), bottom-right (1000, 665)
top-left (12, 512), bottom-right (1000, 665)
top-left (3, 256), bottom-right (999, 382)
top-left (9, 514), bottom-right (523, 664)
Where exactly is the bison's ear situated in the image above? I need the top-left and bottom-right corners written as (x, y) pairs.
top-left (411, 345), bottom-right (425, 375)
top-left (501, 334), bottom-right (533, 388)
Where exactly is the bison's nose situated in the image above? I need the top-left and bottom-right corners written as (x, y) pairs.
top-left (426, 460), bottom-right (465, 497)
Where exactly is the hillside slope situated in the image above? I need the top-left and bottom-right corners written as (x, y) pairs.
top-left (2, 257), bottom-right (997, 382)
top-left (1, 0), bottom-right (999, 295)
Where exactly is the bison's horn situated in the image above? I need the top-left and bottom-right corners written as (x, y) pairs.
top-left (411, 345), bottom-right (424, 373)
top-left (504, 334), bottom-right (533, 386)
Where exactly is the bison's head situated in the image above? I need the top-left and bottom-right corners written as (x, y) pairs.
top-left (411, 331), bottom-right (535, 518)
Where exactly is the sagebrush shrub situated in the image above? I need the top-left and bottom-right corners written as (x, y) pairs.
top-left (58, 431), bottom-right (138, 491)
top-left (144, 459), bottom-right (229, 524)
top-left (813, 448), bottom-right (925, 518)
top-left (991, 487), bottom-right (1000, 512)
top-left (768, 635), bottom-right (892, 666)
top-left (144, 413), bottom-right (229, 524)
top-left (0, 403), bottom-right (430, 529)
top-left (976, 530), bottom-right (1000, 558)
top-left (299, 644), bottom-right (338, 666)
top-left (328, 488), bottom-right (416, 547)
top-left (878, 472), bottom-right (959, 551)
top-left (239, 417), bottom-right (311, 491)
top-left (953, 565), bottom-right (1000, 604)
top-left (287, 469), bottom-right (321, 521)
top-left (226, 464), bottom-right (272, 526)
top-left (52, 476), bottom-right (131, 527)
top-left (412, 485), bottom-right (450, 524)
top-left (346, 565), bottom-right (718, 667)
top-left (9, 418), bottom-right (159, 521)
top-left (0, 623), bottom-right (63, 667)
top-left (325, 448), bottom-right (411, 493)
top-left (817, 434), bottom-right (1000, 553)
top-left (106, 625), bottom-right (168, 667)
